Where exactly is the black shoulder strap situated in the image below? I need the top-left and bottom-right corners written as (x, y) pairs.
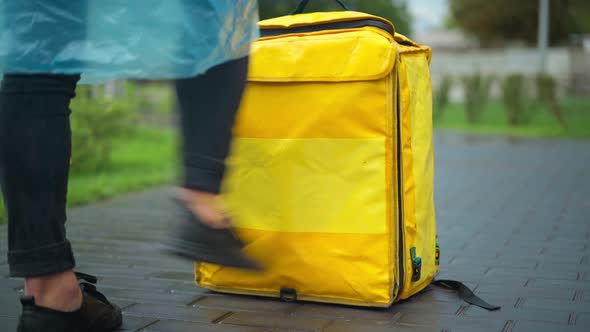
top-left (432, 279), bottom-right (501, 311)
top-left (291, 0), bottom-right (351, 15)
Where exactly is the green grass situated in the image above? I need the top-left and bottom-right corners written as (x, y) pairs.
top-left (434, 98), bottom-right (590, 139)
top-left (0, 195), bottom-right (4, 224)
top-left (0, 127), bottom-right (177, 224)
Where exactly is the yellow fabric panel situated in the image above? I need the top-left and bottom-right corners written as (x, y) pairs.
top-left (398, 52), bottom-right (438, 300)
top-left (398, 58), bottom-right (418, 299)
top-left (407, 53), bottom-right (437, 288)
top-left (195, 230), bottom-right (394, 306)
top-left (249, 30), bottom-right (396, 82)
top-left (234, 80), bottom-right (391, 139)
top-left (394, 33), bottom-right (432, 64)
top-left (222, 137), bottom-right (387, 234)
top-left (259, 11), bottom-right (395, 34)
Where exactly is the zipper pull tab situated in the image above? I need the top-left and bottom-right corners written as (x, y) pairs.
top-left (410, 247), bottom-right (422, 282)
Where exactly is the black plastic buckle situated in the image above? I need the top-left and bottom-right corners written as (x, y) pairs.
top-left (20, 296), bottom-right (35, 305)
top-left (435, 243), bottom-right (440, 266)
top-left (412, 259), bottom-right (422, 282)
top-left (410, 247), bottom-right (422, 282)
top-left (280, 288), bottom-right (298, 303)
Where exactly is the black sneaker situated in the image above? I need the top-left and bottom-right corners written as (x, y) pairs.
top-left (164, 200), bottom-right (261, 270)
top-left (17, 273), bottom-right (122, 332)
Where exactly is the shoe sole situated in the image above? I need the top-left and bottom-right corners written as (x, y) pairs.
top-left (163, 238), bottom-right (262, 271)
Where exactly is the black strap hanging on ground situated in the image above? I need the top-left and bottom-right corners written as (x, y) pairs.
top-left (291, 0), bottom-right (351, 15)
top-left (432, 280), bottom-right (501, 311)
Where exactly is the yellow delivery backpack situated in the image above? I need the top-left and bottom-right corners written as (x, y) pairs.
top-left (194, 1), bottom-right (499, 309)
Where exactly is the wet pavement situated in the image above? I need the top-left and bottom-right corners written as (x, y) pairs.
top-left (1, 132), bottom-right (589, 331)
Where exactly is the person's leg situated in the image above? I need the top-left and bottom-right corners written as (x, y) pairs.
top-left (1, 1), bottom-right (123, 330)
top-left (0, 74), bottom-right (82, 311)
top-left (0, 0), bottom-right (86, 311)
top-left (175, 56), bottom-right (248, 225)
top-left (168, 56), bottom-right (259, 269)
top-left (0, 75), bottom-right (123, 332)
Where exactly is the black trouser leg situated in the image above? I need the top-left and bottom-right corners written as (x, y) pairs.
top-left (0, 74), bottom-right (79, 277)
top-left (175, 56), bottom-right (249, 194)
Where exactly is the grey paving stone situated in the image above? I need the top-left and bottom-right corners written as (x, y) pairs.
top-left (440, 265), bottom-right (490, 276)
top-left (142, 320), bottom-right (261, 332)
top-left (535, 262), bottom-right (590, 274)
top-left (112, 299), bottom-right (138, 310)
top-left (117, 315), bottom-right (158, 331)
top-left (0, 290), bottom-right (20, 319)
top-left (1, 277), bottom-right (24, 291)
top-left (476, 285), bottom-right (577, 301)
top-left (531, 255), bottom-right (585, 266)
top-left (74, 265), bottom-right (161, 280)
top-left (527, 278), bottom-right (590, 291)
top-left (288, 303), bottom-right (398, 322)
top-left (398, 312), bottom-right (507, 331)
top-left (101, 288), bottom-right (199, 306)
top-left (167, 283), bottom-right (217, 295)
top-left (435, 271), bottom-right (485, 284)
top-left (579, 291), bottom-right (590, 304)
top-left (461, 305), bottom-right (571, 325)
top-left (124, 303), bottom-right (228, 323)
top-left (401, 288), bottom-right (475, 310)
top-left (148, 271), bottom-right (196, 282)
top-left (0, 264), bottom-right (10, 278)
top-left (324, 321), bottom-right (435, 332)
top-left (195, 295), bottom-right (297, 313)
top-left (477, 275), bottom-right (532, 287)
top-left (485, 267), bottom-right (579, 281)
top-left (391, 299), bottom-right (464, 315)
top-left (220, 312), bottom-right (331, 331)
top-left (572, 313), bottom-right (590, 329)
top-left (0, 315), bottom-right (18, 332)
top-left (449, 256), bottom-right (537, 270)
top-left (542, 247), bottom-right (589, 256)
top-left (95, 277), bottom-right (177, 291)
top-left (516, 297), bottom-right (590, 313)
top-left (0, 287), bottom-right (20, 331)
top-left (444, 252), bottom-right (500, 261)
top-left (76, 255), bottom-right (189, 271)
top-left (509, 320), bottom-right (580, 332)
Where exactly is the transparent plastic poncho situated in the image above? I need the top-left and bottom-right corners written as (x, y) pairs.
top-left (0, 0), bottom-right (259, 84)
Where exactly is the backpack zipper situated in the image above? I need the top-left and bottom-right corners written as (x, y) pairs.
top-left (260, 18), bottom-right (394, 38)
top-left (395, 73), bottom-right (405, 300)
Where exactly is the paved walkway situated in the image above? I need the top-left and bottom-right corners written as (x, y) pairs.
top-left (1, 132), bottom-right (590, 331)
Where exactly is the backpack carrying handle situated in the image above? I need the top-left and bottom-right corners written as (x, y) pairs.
top-left (291, 0), bottom-right (351, 15)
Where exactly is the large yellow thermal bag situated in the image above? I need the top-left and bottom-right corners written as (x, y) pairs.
top-left (194, 8), bottom-right (439, 307)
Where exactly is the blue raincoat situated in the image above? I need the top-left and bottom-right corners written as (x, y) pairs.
top-left (0, 0), bottom-right (259, 83)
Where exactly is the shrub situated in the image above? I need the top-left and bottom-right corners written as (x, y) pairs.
top-left (70, 84), bottom-right (138, 172)
top-left (433, 75), bottom-right (453, 122)
top-left (535, 74), bottom-right (566, 127)
top-left (502, 74), bottom-right (530, 126)
top-left (0, 198), bottom-right (5, 224)
top-left (462, 73), bottom-right (493, 123)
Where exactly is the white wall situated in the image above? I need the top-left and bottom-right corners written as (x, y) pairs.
top-left (428, 48), bottom-right (587, 101)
